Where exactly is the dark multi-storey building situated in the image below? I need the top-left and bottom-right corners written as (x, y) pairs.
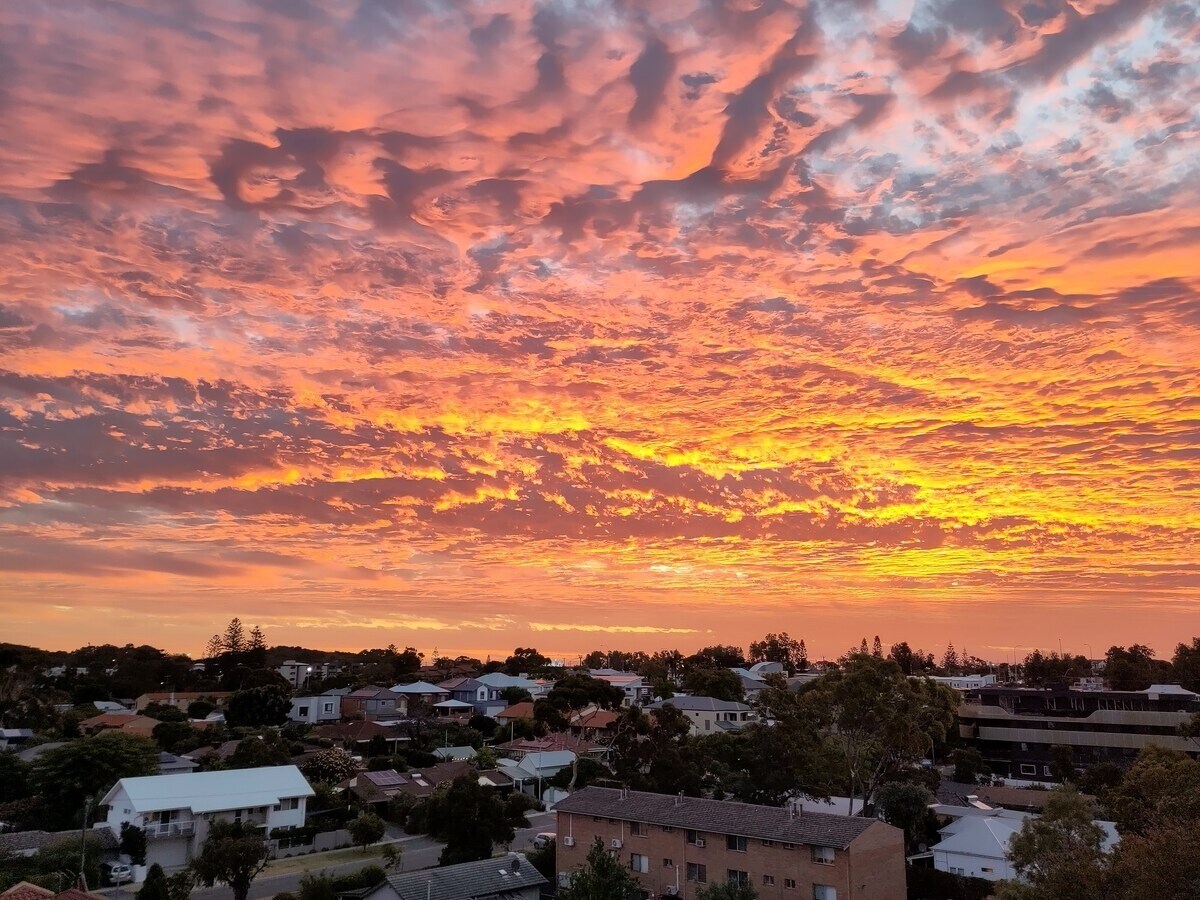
top-left (554, 787), bottom-right (905, 900)
top-left (958, 683), bottom-right (1200, 779)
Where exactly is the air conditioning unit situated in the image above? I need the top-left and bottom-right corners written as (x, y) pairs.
top-left (665, 887), bottom-right (679, 896)
top-left (694, 839), bottom-right (705, 848)
top-left (563, 836), bottom-right (576, 847)
top-left (611, 838), bottom-right (624, 849)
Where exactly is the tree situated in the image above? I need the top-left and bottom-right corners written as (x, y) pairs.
top-left (500, 686), bottom-right (533, 705)
top-left (120, 821), bottom-right (149, 866)
top-left (1049, 744), bottom-right (1077, 783)
top-left (0, 752), bottom-right (33, 803)
top-left (526, 841), bottom-right (555, 881)
top-left (685, 645), bottom-right (745, 669)
top-left (1004, 786), bottom-right (1108, 899)
top-left (222, 619), bottom-right (248, 655)
top-left (422, 776), bottom-right (514, 865)
top-left (559, 838), bottom-right (643, 900)
top-left (871, 636), bottom-right (883, 659)
top-left (696, 882), bottom-right (757, 900)
top-left (681, 666), bottom-right (743, 702)
top-left (503, 648), bottom-right (550, 676)
top-left (801, 654), bottom-right (957, 814)
top-left (137, 864), bottom-right (171, 900)
top-left (953, 747), bottom-right (990, 785)
top-left (187, 699), bottom-right (217, 720)
top-left (875, 782), bottom-right (934, 851)
top-left (1171, 638), bottom-right (1200, 692)
top-left (941, 643), bottom-right (960, 674)
top-left (204, 634), bottom-right (224, 662)
top-left (224, 685), bottom-right (290, 728)
top-left (1104, 644), bottom-right (1163, 691)
top-left (1108, 818), bottom-right (1200, 899)
top-left (226, 731), bottom-right (292, 770)
top-left (301, 748), bottom-right (357, 785)
top-left (544, 674), bottom-right (625, 711)
top-left (609, 705), bottom-right (701, 796)
top-left (888, 642), bottom-right (915, 676)
top-left (348, 812), bottom-right (387, 853)
top-left (32, 731), bottom-right (160, 828)
top-left (747, 633), bottom-right (806, 673)
top-left (1105, 745), bottom-right (1200, 836)
top-left (381, 843), bottom-right (404, 873)
top-left (192, 820), bottom-right (269, 900)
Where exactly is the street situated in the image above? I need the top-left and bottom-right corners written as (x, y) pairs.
top-left (183, 812), bottom-right (556, 900)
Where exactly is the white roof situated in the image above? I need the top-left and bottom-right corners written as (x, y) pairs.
top-left (102, 765), bottom-right (313, 814)
top-left (932, 815), bottom-right (1021, 859)
top-left (476, 673), bottom-right (537, 689)
top-left (1144, 684), bottom-right (1198, 696)
top-left (390, 681), bottom-right (450, 694)
top-left (433, 699), bottom-right (473, 708)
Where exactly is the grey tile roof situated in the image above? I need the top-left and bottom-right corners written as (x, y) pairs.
top-left (377, 854), bottom-right (546, 900)
top-left (649, 696), bottom-right (751, 712)
top-left (554, 787), bottom-right (878, 850)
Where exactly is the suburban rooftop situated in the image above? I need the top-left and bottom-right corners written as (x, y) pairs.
top-left (554, 786), bottom-right (879, 849)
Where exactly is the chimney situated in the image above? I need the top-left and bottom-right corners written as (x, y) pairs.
top-left (512, 856), bottom-right (521, 872)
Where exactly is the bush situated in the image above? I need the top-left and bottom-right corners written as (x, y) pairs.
top-left (906, 866), bottom-right (993, 900)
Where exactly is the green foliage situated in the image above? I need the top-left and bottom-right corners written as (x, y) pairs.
top-left (952, 748), bottom-right (989, 785)
top-left (141, 702), bottom-right (188, 722)
top-left (558, 838), bottom-right (643, 900)
top-left (747, 632), bottom-right (807, 673)
top-left (905, 867), bottom-right (993, 900)
top-left (500, 686), bottom-right (533, 704)
top-left (381, 843), bottom-right (404, 873)
top-left (348, 812), bottom-right (387, 852)
top-left (136, 864), bottom-right (171, 900)
top-left (685, 646), bottom-right (746, 669)
top-left (609, 705), bottom-right (702, 796)
top-left (504, 648), bottom-right (550, 676)
top-left (468, 715), bottom-right (497, 738)
top-left (32, 731), bottom-right (160, 828)
top-left (548, 756), bottom-right (608, 790)
top-left (875, 782), bottom-right (934, 850)
top-left (152, 720), bottom-right (200, 754)
top-left (0, 752), bottom-right (33, 803)
top-left (1172, 638), bottom-right (1200, 692)
top-left (680, 666), bottom-right (744, 702)
top-left (225, 731), bottom-right (292, 769)
top-left (191, 820), bottom-right (270, 900)
top-left (1104, 745), bottom-right (1200, 835)
top-left (474, 746), bottom-right (498, 769)
top-left (1006, 786), bottom-right (1107, 899)
top-left (299, 865), bottom-right (387, 900)
top-left (224, 685), bottom-right (290, 728)
top-left (696, 881), bottom-right (757, 900)
top-left (301, 747), bottom-right (357, 785)
top-left (1103, 645), bottom-right (1166, 692)
top-left (417, 776), bottom-right (514, 864)
top-left (544, 674), bottom-right (626, 711)
top-left (120, 821), bottom-right (149, 866)
top-left (187, 699), bottom-right (217, 720)
top-left (526, 841), bottom-right (555, 881)
top-left (1108, 818), bottom-right (1200, 899)
top-left (802, 654), bottom-right (957, 813)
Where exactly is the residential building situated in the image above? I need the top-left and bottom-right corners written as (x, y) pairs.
top-left (277, 661), bottom-right (313, 689)
top-left (133, 692), bottom-right (231, 714)
top-left (390, 681), bottom-right (452, 705)
top-left (649, 696), bottom-right (757, 736)
top-left (496, 732), bottom-right (604, 759)
top-left (432, 699), bottom-right (475, 716)
top-left (1, 882), bottom-right (105, 900)
top-left (495, 701), bottom-right (535, 726)
top-left (438, 678), bottom-right (506, 717)
top-left (433, 746), bottom-right (477, 762)
top-left (958, 683), bottom-right (1200, 779)
top-left (0, 728), bottom-right (33, 750)
top-left (588, 669), bottom-right (652, 706)
top-left (357, 853), bottom-right (545, 900)
top-left (288, 694), bottom-right (342, 725)
top-left (728, 671), bottom-right (770, 702)
top-left (311, 720), bottom-right (408, 753)
top-left (79, 714), bottom-right (158, 738)
top-left (342, 686), bottom-right (406, 720)
top-left (569, 706), bottom-right (619, 739)
top-left (157, 752), bottom-right (198, 776)
top-left (929, 674), bottom-right (997, 692)
top-left (555, 787), bottom-right (905, 900)
top-left (101, 766), bottom-right (313, 871)
top-left (344, 761), bottom-right (508, 806)
top-left (497, 751), bottom-right (575, 796)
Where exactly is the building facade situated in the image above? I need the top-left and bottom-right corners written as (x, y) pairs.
top-left (554, 788), bottom-right (905, 900)
top-left (288, 693), bottom-right (342, 724)
top-left (958, 684), bottom-right (1200, 779)
top-left (648, 697), bottom-right (756, 736)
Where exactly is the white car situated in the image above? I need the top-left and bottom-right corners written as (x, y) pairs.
top-left (532, 832), bottom-right (556, 849)
top-left (101, 861), bottom-right (133, 885)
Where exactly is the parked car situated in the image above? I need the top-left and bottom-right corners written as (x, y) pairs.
top-left (532, 832), bottom-right (556, 849)
top-left (101, 861), bottom-right (133, 885)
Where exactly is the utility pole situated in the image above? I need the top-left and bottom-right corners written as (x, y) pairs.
top-left (79, 797), bottom-right (93, 887)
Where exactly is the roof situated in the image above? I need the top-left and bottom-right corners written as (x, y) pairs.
top-left (1144, 684), bottom-right (1199, 696)
top-left (137, 692), bottom-right (231, 701)
top-left (80, 713), bottom-right (156, 730)
top-left (0, 884), bottom-right (55, 900)
top-left (158, 751), bottom-right (199, 770)
top-left (433, 699), bottom-right (474, 709)
top-left (372, 853), bottom-right (546, 900)
top-left (438, 678), bottom-right (483, 690)
top-left (650, 696), bottom-right (752, 712)
top-left (554, 787), bottom-right (880, 849)
top-left (496, 701), bottom-right (535, 719)
top-left (931, 815), bottom-right (1021, 859)
top-left (349, 762), bottom-right (476, 799)
top-left (502, 751), bottom-right (575, 777)
top-left (476, 673), bottom-right (538, 689)
top-left (17, 742), bottom-right (66, 762)
top-left (313, 721), bottom-right (404, 743)
top-left (390, 681), bottom-right (451, 695)
top-left (433, 746), bottom-right (478, 760)
top-left (347, 686), bottom-right (395, 699)
top-left (571, 708), bottom-right (618, 729)
top-left (497, 733), bottom-right (600, 754)
top-left (102, 765), bottom-right (314, 814)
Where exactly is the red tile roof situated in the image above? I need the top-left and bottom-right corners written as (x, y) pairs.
top-left (0, 882), bottom-right (55, 900)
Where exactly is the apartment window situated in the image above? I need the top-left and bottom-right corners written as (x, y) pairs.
top-left (763, 876), bottom-right (776, 887)
top-left (686, 864), bottom-right (707, 884)
top-left (811, 846), bottom-right (835, 865)
top-left (630, 854), bottom-right (650, 874)
top-left (663, 859), bottom-right (673, 869)
top-left (762, 840), bottom-right (775, 847)
top-left (726, 835), bottom-right (748, 852)
top-left (687, 830), bottom-right (705, 846)
top-left (662, 826), bottom-right (674, 833)
top-left (784, 880), bottom-right (796, 890)
top-left (812, 886), bottom-right (837, 900)
top-left (630, 821), bottom-right (648, 836)
top-left (1020, 764), bottom-right (1037, 776)
top-left (233, 810), bottom-right (243, 822)
top-left (298, 706), bottom-right (309, 717)
top-left (323, 703), bottom-right (333, 713)
top-left (727, 871), bottom-right (750, 886)
top-left (782, 843), bottom-right (796, 850)
top-left (950, 867), bottom-right (964, 876)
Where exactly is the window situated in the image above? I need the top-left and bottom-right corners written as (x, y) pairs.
top-left (1020, 764), bottom-right (1037, 776)
top-left (1043, 766), bottom-right (1053, 777)
top-left (813, 886), bottom-right (837, 900)
top-left (233, 809), bottom-right (243, 823)
top-left (323, 703), bottom-right (333, 713)
top-left (782, 843), bottom-right (796, 850)
top-left (298, 706), bottom-right (309, 716)
top-left (686, 864), bottom-right (707, 884)
top-left (784, 880), bottom-right (796, 890)
top-left (763, 876), bottom-right (776, 887)
top-left (981, 868), bottom-right (994, 874)
top-left (705, 720), bottom-right (711, 731)
top-left (727, 871), bottom-right (749, 886)
top-left (811, 846), bottom-right (835, 865)
top-left (762, 840), bottom-right (775, 847)
top-left (663, 859), bottom-right (673, 869)
top-left (687, 830), bottom-right (704, 846)
top-left (726, 835), bottom-right (747, 852)
top-left (630, 854), bottom-right (649, 874)
top-left (630, 821), bottom-right (648, 836)
top-left (662, 826), bottom-right (674, 833)
top-left (950, 867), bottom-right (964, 876)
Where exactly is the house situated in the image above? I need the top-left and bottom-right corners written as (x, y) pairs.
top-left (959, 683), bottom-right (1200, 778)
top-left (357, 853), bottom-right (545, 900)
top-left (648, 696), bottom-right (756, 736)
top-left (928, 674), bottom-right (997, 692)
top-left (79, 714), bottom-right (158, 738)
top-left (433, 746), bottom-right (477, 762)
top-left (101, 766), bottom-right (314, 871)
top-left (555, 787), bottom-right (906, 900)
top-left (497, 751), bottom-right (575, 796)
top-left (133, 692), bottom-right (231, 714)
top-left (391, 681), bottom-right (452, 705)
top-left (344, 761), bottom-right (486, 805)
top-left (278, 661), bottom-right (314, 689)
top-left (288, 694), bottom-right (342, 725)
top-left (569, 706), bottom-right (619, 738)
top-left (730, 672), bottom-right (769, 702)
top-left (475, 672), bottom-right (548, 698)
top-left (496, 732), bottom-right (604, 759)
top-left (92, 701), bottom-right (131, 714)
top-left (182, 740), bottom-right (243, 765)
top-left (157, 752), bottom-right (199, 776)
top-left (495, 702), bottom-right (535, 726)
top-left (438, 678), bottom-right (506, 717)
top-left (312, 720), bottom-right (408, 753)
top-left (1, 883), bottom-right (105, 900)
top-left (588, 669), bottom-right (651, 706)
top-left (0, 728), bottom-right (34, 750)
top-left (342, 686), bottom-right (406, 721)
top-left (432, 699), bottom-right (475, 716)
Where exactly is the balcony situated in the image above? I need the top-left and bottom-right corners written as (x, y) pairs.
top-left (145, 821), bottom-right (195, 839)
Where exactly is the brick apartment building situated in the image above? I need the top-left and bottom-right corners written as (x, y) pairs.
top-left (554, 788), bottom-right (905, 900)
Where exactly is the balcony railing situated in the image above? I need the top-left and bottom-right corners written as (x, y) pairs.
top-left (145, 821), bottom-right (195, 839)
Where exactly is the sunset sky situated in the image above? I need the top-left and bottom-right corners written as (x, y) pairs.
top-left (1, 0), bottom-right (1198, 662)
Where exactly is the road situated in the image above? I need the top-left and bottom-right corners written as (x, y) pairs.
top-left (182, 812), bottom-right (556, 900)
